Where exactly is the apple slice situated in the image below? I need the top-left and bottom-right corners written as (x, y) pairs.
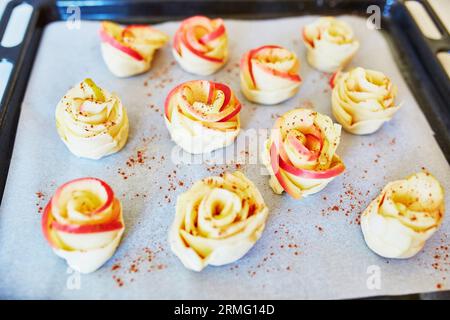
top-left (51, 177), bottom-right (114, 219)
top-left (100, 21), bottom-right (144, 61)
top-left (174, 16), bottom-right (226, 63)
top-left (52, 199), bottom-right (123, 234)
top-left (279, 154), bottom-right (345, 180)
top-left (180, 92), bottom-right (239, 123)
top-left (42, 178), bottom-right (124, 249)
top-left (247, 45), bottom-right (281, 86)
top-left (302, 27), bottom-right (314, 47)
top-left (180, 33), bottom-right (224, 63)
top-left (269, 142), bottom-right (302, 199)
top-left (246, 45), bottom-right (301, 90)
top-left (83, 78), bottom-right (105, 101)
top-left (179, 81), bottom-right (239, 122)
top-left (329, 71), bottom-right (341, 88)
top-left (164, 83), bottom-right (183, 122)
top-left (166, 80), bottom-right (240, 124)
top-left (284, 131), bottom-right (321, 163)
top-left (211, 82), bottom-right (231, 110)
top-left (42, 202), bottom-right (66, 248)
top-left (199, 21), bottom-right (225, 44)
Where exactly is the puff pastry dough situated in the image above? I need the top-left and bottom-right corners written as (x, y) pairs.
top-left (169, 171), bottom-right (269, 271)
top-left (361, 172), bottom-right (445, 259)
top-left (55, 78), bottom-right (129, 160)
top-left (331, 67), bottom-right (400, 135)
top-left (240, 45), bottom-right (302, 105)
top-left (42, 178), bottom-right (124, 273)
top-left (164, 80), bottom-right (241, 154)
top-left (303, 17), bottom-right (359, 72)
top-left (173, 16), bottom-right (228, 75)
top-left (262, 108), bottom-right (345, 199)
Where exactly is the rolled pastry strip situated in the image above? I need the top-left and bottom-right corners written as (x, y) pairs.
top-left (42, 178), bottom-right (125, 273)
top-left (169, 171), bottom-right (269, 271)
top-left (164, 80), bottom-right (241, 154)
top-left (240, 45), bottom-right (302, 105)
top-left (56, 78), bottom-right (129, 160)
top-left (331, 67), bottom-right (400, 135)
top-left (361, 172), bottom-right (445, 259)
top-left (262, 108), bottom-right (345, 199)
top-left (172, 16), bottom-right (228, 75)
top-left (302, 17), bottom-right (359, 73)
top-left (100, 21), bottom-right (168, 77)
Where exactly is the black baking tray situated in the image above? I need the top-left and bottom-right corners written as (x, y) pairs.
top-left (0, 0), bottom-right (449, 299)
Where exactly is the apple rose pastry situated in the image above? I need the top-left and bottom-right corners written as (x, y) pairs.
top-left (302, 17), bottom-right (359, 73)
top-left (173, 16), bottom-right (228, 75)
top-left (262, 108), bottom-right (345, 199)
top-left (55, 78), bottom-right (129, 160)
top-left (361, 172), bottom-right (445, 259)
top-left (42, 178), bottom-right (125, 273)
top-left (100, 21), bottom-right (168, 77)
top-left (164, 80), bottom-right (241, 154)
top-left (240, 45), bottom-right (302, 105)
top-left (169, 171), bottom-right (269, 271)
top-left (331, 67), bottom-right (400, 135)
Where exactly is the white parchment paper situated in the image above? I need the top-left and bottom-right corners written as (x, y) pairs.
top-left (0, 16), bottom-right (449, 299)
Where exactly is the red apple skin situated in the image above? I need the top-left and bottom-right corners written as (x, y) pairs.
top-left (164, 84), bottom-right (183, 121)
top-left (52, 218), bottom-right (123, 234)
top-left (44, 178), bottom-right (122, 239)
top-left (42, 202), bottom-right (59, 248)
top-left (286, 132), bottom-right (323, 162)
top-left (52, 178), bottom-right (114, 217)
top-left (166, 81), bottom-right (240, 123)
top-left (99, 26), bottom-right (144, 61)
top-left (218, 103), bottom-right (241, 123)
top-left (180, 33), bottom-right (224, 63)
top-left (286, 134), bottom-right (312, 157)
top-left (211, 82), bottom-right (231, 110)
top-left (302, 28), bottom-right (314, 47)
top-left (51, 196), bottom-right (123, 235)
top-left (247, 45), bottom-right (281, 86)
top-left (199, 22), bottom-right (225, 44)
top-left (246, 45), bottom-right (301, 87)
top-left (270, 142), bottom-right (301, 199)
top-left (207, 81), bottom-right (215, 104)
top-left (329, 71), bottom-right (341, 88)
top-left (173, 28), bottom-right (182, 54)
top-left (254, 61), bottom-right (302, 83)
top-left (185, 26), bottom-right (209, 53)
top-left (180, 94), bottom-right (239, 123)
top-left (174, 16), bottom-right (226, 64)
top-left (270, 139), bottom-right (345, 197)
top-left (180, 16), bottom-right (225, 46)
top-left (279, 155), bottom-right (345, 179)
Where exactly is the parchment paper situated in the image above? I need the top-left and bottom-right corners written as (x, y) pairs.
top-left (0, 16), bottom-right (449, 300)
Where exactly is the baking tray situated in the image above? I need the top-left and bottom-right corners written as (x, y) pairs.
top-left (0, 0), bottom-right (449, 299)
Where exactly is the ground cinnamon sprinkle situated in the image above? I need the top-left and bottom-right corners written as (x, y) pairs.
top-left (431, 235), bottom-right (449, 273)
top-left (35, 191), bottom-right (46, 214)
top-left (148, 104), bottom-right (161, 113)
top-left (110, 245), bottom-right (168, 287)
top-left (321, 182), bottom-right (369, 225)
top-left (112, 275), bottom-right (124, 287)
top-left (111, 264), bottom-right (121, 271)
top-left (116, 135), bottom-right (161, 180)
